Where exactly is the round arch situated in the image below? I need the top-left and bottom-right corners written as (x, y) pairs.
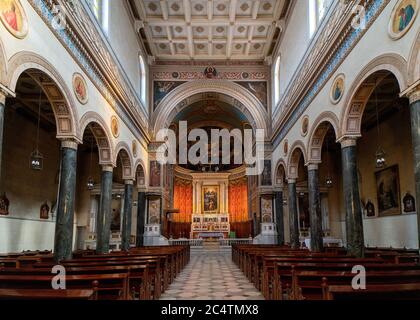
top-left (151, 80), bottom-right (270, 138)
top-left (408, 28), bottom-right (420, 85)
top-left (287, 140), bottom-right (307, 180)
top-left (274, 159), bottom-right (287, 187)
top-left (340, 54), bottom-right (408, 138)
top-left (79, 112), bottom-right (114, 165)
top-left (6, 51), bottom-right (79, 140)
top-left (115, 141), bottom-right (134, 180)
top-left (307, 112), bottom-right (340, 164)
top-left (134, 158), bottom-right (147, 187)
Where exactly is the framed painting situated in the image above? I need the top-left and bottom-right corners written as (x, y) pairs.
top-left (389, 0), bottom-right (418, 40)
top-left (202, 186), bottom-right (219, 213)
top-left (0, 0), bottom-right (28, 39)
top-left (375, 165), bottom-right (401, 216)
top-left (72, 73), bottom-right (88, 105)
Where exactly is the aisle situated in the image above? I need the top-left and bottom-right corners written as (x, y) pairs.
top-left (160, 247), bottom-right (264, 300)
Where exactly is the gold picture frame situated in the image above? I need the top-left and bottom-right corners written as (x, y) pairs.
top-left (202, 186), bottom-right (220, 213)
top-left (0, 0), bottom-right (28, 39)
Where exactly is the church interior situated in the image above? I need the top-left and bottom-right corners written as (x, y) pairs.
top-left (0, 0), bottom-right (419, 302)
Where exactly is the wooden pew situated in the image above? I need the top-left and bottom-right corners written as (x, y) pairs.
top-left (0, 289), bottom-right (96, 300)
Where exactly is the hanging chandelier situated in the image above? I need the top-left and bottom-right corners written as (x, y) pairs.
top-left (325, 132), bottom-right (333, 188)
top-left (30, 87), bottom-right (44, 171)
top-left (374, 79), bottom-right (386, 168)
top-left (87, 138), bottom-right (95, 190)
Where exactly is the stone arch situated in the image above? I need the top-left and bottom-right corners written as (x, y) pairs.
top-left (134, 158), bottom-right (147, 187)
top-left (408, 28), bottom-right (420, 85)
top-left (6, 51), bottom-right (79, 140)
top-left (151, 80), bottom-right (270, 137)
top-left (115, 141), bottom-right (134, 180)
top-left (307, 112), bottom-right (340, 164)
top-left (287, 140), bottom-right (307, 180)
top-left (274, 159), bottom-right (287, 187)
top-left (340, 54), bottom-right (408, 138)
top-left (79, 112), bottom-right (114, 165)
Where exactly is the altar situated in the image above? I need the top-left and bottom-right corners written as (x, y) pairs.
top-left (190, 213), bottom-right (230, 239)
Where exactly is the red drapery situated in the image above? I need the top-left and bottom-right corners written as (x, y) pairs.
top-left (173, 179), bottom-right (193, 223)
top-left (228, 179), bottom-right (248, 223)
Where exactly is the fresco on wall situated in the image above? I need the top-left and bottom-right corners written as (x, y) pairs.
top-left (235, 81), bottom-right (268, 109)
top-left (149, 160), bottom-right (161, 187)
top-left (0, 0), bottom-right (28, 39)
top-left (389, 0), bottom-right (418, 39)
top-left (73, 73), bottom-right (88, 105)
top-left (148, 198), bottom-right (161, 224)
top-left (375, 165), bottom-right (401, 216)
top-left (330, 74), bottom-right (345, 104)
top-left (153, 81), bottom-right (186, 110)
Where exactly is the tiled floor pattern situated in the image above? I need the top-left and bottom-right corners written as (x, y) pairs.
top-left (160, 247), bottom-right (264, 300)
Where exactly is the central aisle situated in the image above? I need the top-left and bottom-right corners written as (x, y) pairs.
top-left (160, 246), bottom-right (264, 300)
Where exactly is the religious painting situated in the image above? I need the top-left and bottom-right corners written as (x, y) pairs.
top-left (389, 0), bottom-right (418, 39)
top-left (111, 116), bottom-right (119, 138)
top-left (301, 116), bottom-right (309, 136)
top-left (149, 160), bottom-right (161, 187)
top-left (202, 186), bottom-right (219, 213)
top-left (132, 140), bottom-right (137, 158)
top-left (0, 0), bottom-right (28, 39)
top-left (111, 208), bottom-right (121, 231)
top-left (40, 202), bottom-right (49, 220)
top-left (261, 197), bottom-right (273, 223)
top-left (236, 81), bottom-right (268, 109)
top-left (330, 74), bottom-right (345, 104)
top-left (204, 66), bottom-right (217, 79)
top-left (0, 192), bottom-right (10, 215)
top-left (148, 198), bottom-right (161, 224)
top-left (403, 192), bottom-right (416, 213)
top-left (153, 81), bottom-right (186, 110)
top-left (375, 165), bottom-right (401, 216)
top-left (260, 160), bottom-right (272, 186)
top-left (72, 73), bottom-right (88, 105)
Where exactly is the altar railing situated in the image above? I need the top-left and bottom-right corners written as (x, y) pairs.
top-left (168, 239), bottom-right (204, 246)
top-left (219, 238), bottom-right (253, 246)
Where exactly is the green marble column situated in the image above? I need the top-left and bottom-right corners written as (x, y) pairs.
top-left (409, 90), bottom-right (420, 250)
top-left (274, 191), bottom-right (285, 245)
top-left (288, 180), bottom-right (300, 249)
top-left (54, 140), bottom-right (78, 262)
top-left (136, 191), bottom-right (146, 247)
top-left (308, 164), bottom-right (323, 252)
top-left (121, 180), bottom-right (134, 251)
top-left (96, 165), bottom-right (113, 254)
top-left (341, 138), bottom-right (364, 258)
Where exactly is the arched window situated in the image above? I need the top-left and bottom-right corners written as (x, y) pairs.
top-left (139, 55), bottom-right (147, 105)
top-left (273, 56), bottom-right (281, 107)
top-left (309, 0), bottom-right (332, 37)
top-left (90, 0), bottom-right (109, 33)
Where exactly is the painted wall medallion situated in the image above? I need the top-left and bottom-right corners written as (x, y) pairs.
top-left (111, 116), bottom-right (119, 138)
top-left (0, 0), bottom-right (28, 39)
top-left (72, 73), bottom-right (88, 105)
top-left (283, 140), bottom-right (288, 156)
top-left (330, 74), bottom-right (345, 104)
top-left (132, 140), bottom-right (137, 158)
top-left (389, 0), bottom-right (418, 40)
top-left (204, 66), bottom-right (217, 79)
top-left (301, 116), bottom-right (309, 137)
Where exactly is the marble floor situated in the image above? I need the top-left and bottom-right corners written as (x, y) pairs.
top-left (159, 247), bottom-right (265, 300)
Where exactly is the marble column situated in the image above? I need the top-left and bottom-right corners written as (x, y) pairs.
top-left (121, 180), bottom-right (134, 251)
top-left (54, 140), bottom-right (78, 262)
top-left (96, 165), bottom-right (113, 254)
top-left (408, 89), bottom-right (420, 250)
top-left (307, 164), bottom-right (323, 252)
top-left (274, 190), bottom-right (285, 245)
top-left (0, 92), bottom-right (5, 183)
top-left (341, 138), bottom-right (364, 258)
top-left (136, 190), bottom-right (146, 247)
top-left (288, 180), bottom-right (300, 249)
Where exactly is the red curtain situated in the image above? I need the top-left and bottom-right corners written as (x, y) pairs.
top-left (173, 179), bottom-right (193, 223)
top-left (228, 179), bottom-right (248, 223)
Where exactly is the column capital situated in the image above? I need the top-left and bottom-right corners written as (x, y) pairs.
top-left (307, 163), bottom-right (319, 171)
top-left (339, 137), bottom-right (358, 148)
top-left (60, 139), bottom-right (79, 150)
top-left (288, 179), bottom-right (296, 184)
top-left (102, 165), bottom-right (114, 172)
top-left (408, 87), bottom-right (420, 104)
top-left (0, 83), bottom-right (16, 105)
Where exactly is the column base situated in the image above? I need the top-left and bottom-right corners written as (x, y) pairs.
top-left (143, 224), bottom-right (169, 246)
top-left (253, 223), bottom-right (278, 244)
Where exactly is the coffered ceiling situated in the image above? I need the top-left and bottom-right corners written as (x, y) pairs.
top-left (132, 0), bottom-right (289, 61)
